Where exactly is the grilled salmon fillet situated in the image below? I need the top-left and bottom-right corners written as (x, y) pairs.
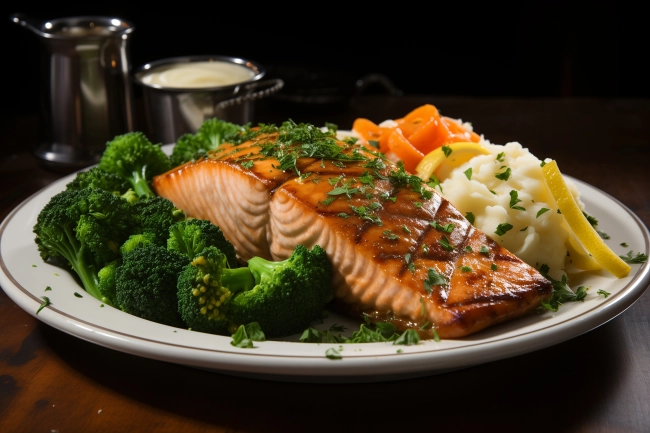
top-left (153, 124), bottom-right (552, 338)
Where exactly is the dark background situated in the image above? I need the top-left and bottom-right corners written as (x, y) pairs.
top-left (3, 2), bottom-right (647, 120)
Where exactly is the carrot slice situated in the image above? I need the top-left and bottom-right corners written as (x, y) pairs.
top-left (442, 117), bottom-right (480, 142)
top-left (397, 104), bottom-right (441, 138)
top-left (352, 118), bottom-right (392, 153)
top-left (387, 128), bottom-right (424, 173)
top-left (408, 118), bottom-right (449, 154)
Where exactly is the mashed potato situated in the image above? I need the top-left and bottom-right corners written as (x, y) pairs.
top-left (438, 138), bottom-right (584, 280)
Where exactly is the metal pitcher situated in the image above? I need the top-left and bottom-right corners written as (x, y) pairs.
top-left (10, 13), bottom-right (135, 169)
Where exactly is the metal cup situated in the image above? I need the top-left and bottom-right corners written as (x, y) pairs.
top-left (11, 13), bottom-right (135, 170)
top-left (133, 55), bottom-right (284, 145)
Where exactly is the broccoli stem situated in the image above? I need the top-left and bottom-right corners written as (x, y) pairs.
top-left (60, 226), bottom-right (103, 301)
top-left (247, 256), bottom-right (284, 283)
top-left (130, 167), bottom-right (155, 198)
top-left (221, 267), bottom-right (256, 293)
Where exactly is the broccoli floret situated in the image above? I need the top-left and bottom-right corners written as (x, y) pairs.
top-left (132, 196), bottom-right (186, 246)
top-left (98, 131), bottom-right (172, 198)
top-left (98, 259), bottom-right (120, 306)
top-left (177, 244), bottom-right (333, 338)
top-left (33, 187), bottom-right (136, 302)
top-left (66, 166), bottom-right (131, 195)
top-left (115, 243), bottom-right (189, 327)
top-left (120, 232), bottom-right (157, 255)
top-left (170, 117), bottom-right (244, 166)
top-left (167, 219), bottom-right (237, 267)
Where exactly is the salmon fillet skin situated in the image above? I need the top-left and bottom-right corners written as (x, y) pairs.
top-left (153, 122), bottom-right (552, 339)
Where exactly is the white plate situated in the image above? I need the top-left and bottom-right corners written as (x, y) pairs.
top-left (1, 143), bottom-right (649, 383)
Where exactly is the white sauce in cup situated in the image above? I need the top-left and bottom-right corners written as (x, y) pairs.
top-left (140, 61), bottom-right (255, 88)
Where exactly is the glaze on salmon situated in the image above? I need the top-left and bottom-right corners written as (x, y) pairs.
top-left (153, 124), bottom-right (552, 338)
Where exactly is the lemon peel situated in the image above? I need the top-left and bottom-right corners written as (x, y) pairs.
top-left (542, 160), bottom-right (630, 278)
top-left (415, 142), bottom-right (490, 182)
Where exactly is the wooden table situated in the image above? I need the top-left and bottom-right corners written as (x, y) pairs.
top-left (1, 96), bottom-right (649, 433)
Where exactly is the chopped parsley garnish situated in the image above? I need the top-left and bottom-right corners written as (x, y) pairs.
top-left (325, 347), bottom-right (343, 359)
top-left (36, 296), bottom-right (51, 315)
top-left (491, 263), bottom-right (498, 271)
top-left (538, 264), bottom-right (588, 311)
top-left (74, 292), bottom-right (83, 298)
top-left (509, 190), bottom-right (526, 211)
top-left (393, 329), bottom-right (421, 346)
top-left (465, 212), bottom-right (475, 224)
top-left (439, 236), bottom-right (454, 251)
top-left (597, 289), bottom-right (611, 298)
top-left (598, 230), bottom-right (610, 240)
top-left (620, 242), bottom-right (629, 247)
top-left (480, 245), bottom-right (490, 255)
top-left (430, 220), bottom-right (455, 233)
top-left (496, 152), bottom-right (506, 162)
top-left (231, 322), bottom-right (266, 348)
top-left (442, 146), bottom-right (452, 157)
top-left (495, 167), bottom-right (512, 181)
top-left (495, 222), bottom-right (514, 236)
top-left (426, 175), bottom-right (443, 193)
top-left (401, 225), bottom-right (411, 234)
top-left (321, 197), bottom-right (335, 206)
top-left (328, 181), bottom-right (362, 198)
top-left (382, 230), bottom-right (399, 240)
top-left (464, 168), bottom-right (473, 180)
top-left (254, 120), bottom-right (370, 175)
top-left (337, 213), bottom-right (349, 218)
top-left (460, 266), bottom-right (472, 272)
top-left (583, 212), bottom-right (598, 227)
top-left (350, 205), bottom-right (382, 225)
top-left (240, 160), bottom-right (254, 169)
top-left (619, 250), bottom-right (648, 264)
top-left (423, 268), bottom-right (447, 293)
top-left (388, 166), bottom-right (433, 199)
top-left (45, 286), bottom-right (52, 292)
top-left (464, 245), bottom-right (473, 252)
top-left (536, 208), bottom-right (550, 218)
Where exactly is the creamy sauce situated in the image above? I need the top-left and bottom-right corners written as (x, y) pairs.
top-left (140, 61), bottom-right (256, 88)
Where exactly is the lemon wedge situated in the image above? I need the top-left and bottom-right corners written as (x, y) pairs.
top-left (416, 141), bottom-right (490, 181)
top-left (542, 160), bottom-right (631, 278)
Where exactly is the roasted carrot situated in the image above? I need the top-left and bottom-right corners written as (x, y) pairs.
top-left (387, 128), bottom-right (424, 173)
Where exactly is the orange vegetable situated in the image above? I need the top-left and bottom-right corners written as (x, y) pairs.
top-left (352, 118), bottom-right (391, 153)
top-left (442, 116), bottom-right (480, 142)
top-left (407, 118), bottom-right (449, 154)
top-left (386, 128), bottom-right (424, 173)
top-left (351, 104), bottom-right (482, 173)
top-left (396, 104), bottom-right (441, 138)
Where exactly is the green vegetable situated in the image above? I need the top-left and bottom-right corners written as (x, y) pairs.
top-left (167, 219), bottom-right (238, 268)
top-left (132, 196), bottom-right (186, 246)
top-left (115, 243), bottom-right (189, 327)
top-left (619, 250), bottom-right (648, 264)
top-left (538, 264), bottom-right (588, 312)
top-left (177, 244), bottom-right (333, 338)
top-left (98, 131), bottom-right (171, 199)
top-left (230, 322), bottom-right (266, 348)
top-left (65, 166), bottom-right (131, 196)
top-left (36, 296), bottom-right (51, 315)
top-left (33, 187), bottom-right (136, 302)
top-left (170, 118), bottom-right (244, 166)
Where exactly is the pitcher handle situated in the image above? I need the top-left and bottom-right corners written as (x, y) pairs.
top-left (215, 78), bottom-right (285, 113)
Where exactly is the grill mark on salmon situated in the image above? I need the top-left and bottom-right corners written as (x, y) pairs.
top-left (153, 130), bottom-right (553, 338)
